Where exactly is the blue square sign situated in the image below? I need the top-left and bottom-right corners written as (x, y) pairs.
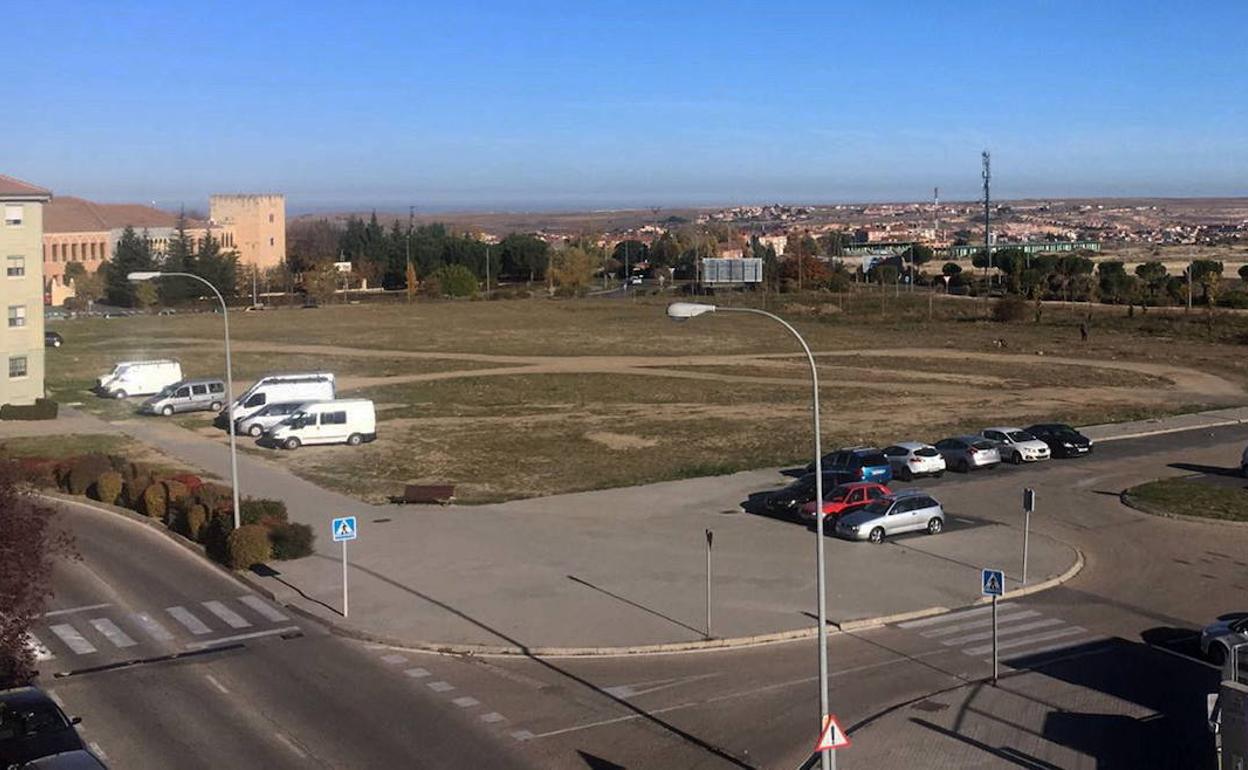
top-left (332, 516), bottom-right (358, 542)
top-left (981, 568), bottom-right (1004, 597)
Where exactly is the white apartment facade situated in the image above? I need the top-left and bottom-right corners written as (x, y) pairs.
top-left (1, 174), bottom-right (52, 406)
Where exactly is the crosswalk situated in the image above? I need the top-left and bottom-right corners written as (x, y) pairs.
top-left (897, 603), bottom-right (1099, 663)
top-left (26, 595), bottom-right (296, 664)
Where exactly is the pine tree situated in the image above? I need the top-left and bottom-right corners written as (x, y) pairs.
top-left (160, 210), bottom-right (197, 304)
top-left (105, 226), bottom-right (155, 307)
top-left (196, 230), bottom-right (239, 298)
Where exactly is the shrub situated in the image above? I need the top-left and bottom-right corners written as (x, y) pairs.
top-left (161, 479), bottom-right (189, 506)
top-left (67, 455), bottom-right (112, 495)
top-left (432, 264), bottom-right (478, 297)
top-left (170, 473), bottom-right (203, 492)
top-left (90, 471), bottom-right (123, 505)
top-left (179, 504), bottom-right (209, 541)
top-left (240, 498), bottom-right (288, 527)
top-left (991, 295), bottom-right (1028, 323)
top-left (0, 398), bottom-right (58, 421)
top-left (14, 458), bottom-right (58, 488)
top-left (141, 483), bottom-right (167, 519)
top-left (226, 525), bottom-right (272, 569)
top-left (203, 513), bottom-right (234, 564)
top-left (269, 522), bottom-right (316, 560)
top-left (195, 483), bottom-right (233, 513)
top-left (1218, 290), bottom-right (1248, 309)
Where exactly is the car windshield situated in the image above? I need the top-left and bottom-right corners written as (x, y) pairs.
top-left (1007, 431), bottom-right (1035, 442)
top-left (859, 453), bottom-right (887, 466)
top-left (972, 440), bottom-right (995, 450)
top-left (0, 703), bottom-right (67, 739)
top-left (915, 447), bottom-right (940, 457)
top-left (861, 500), bottom-right (890, 516)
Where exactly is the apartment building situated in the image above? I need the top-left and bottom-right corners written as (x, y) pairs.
top-left (1, 174), bottom-right (52, 406)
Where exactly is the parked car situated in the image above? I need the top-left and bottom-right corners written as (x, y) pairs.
top-left (94, 360), bottom-right (182, 399)
top-left (934, 435), bottom-right (1001, 473)
top-left (799, 481), bottom-right (891, 523)
top-left (222, 373), bottom-right (336, 428)
top-left (980, 427), bottom-right (1051, 465)
top-left (0, 687), bottom-right (86, 768)
top-left (43, 332), bottom-right (63, 349)
top-left (1024, 423), bottom-right (1094, 458)
top-left (807, 447), bottom-right (892, 483)
top-left (139, 379), bottom-right (227, 416)
top-left (756, 471), bottom-right (856, 518)
top-left (235, 400), bottom-right (313, 438)
top-left (1200, 612), bottom-right (1248, 665)
top-left (268, 399), bottom-right (377, 449)
top-left (881, 442), bottom-right (946, 480)
top-left (18, 749), bottom-right (109, 769)
top-left (1242, 445), bottom-right (1248, 478)
top-left (834, 491), bottom-right (946, 543)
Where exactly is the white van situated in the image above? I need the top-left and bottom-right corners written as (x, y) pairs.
top-left (268, 399), bottom-right (376, 449)
top-left (226, 373), bottom-right (336, 428)
top-left (96, 360), bottom-right (183, 399)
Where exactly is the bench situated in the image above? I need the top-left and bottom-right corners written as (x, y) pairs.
top-left (391, 484), bottom-right (456, 506)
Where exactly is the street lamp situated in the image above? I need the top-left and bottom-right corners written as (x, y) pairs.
top-left (665, 301), bottom-right (834, 770)
top-left (130, 271), bottom-right (241, 530)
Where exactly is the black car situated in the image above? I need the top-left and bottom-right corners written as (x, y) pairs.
top-left (1024, 423), bottom-right (1094, 458)
top-left (0, 687), bottom-right (86, 767)
top-left (43, 332), bottom-right (63, 349)
top-left (758, 471), bottom-right (856, 519)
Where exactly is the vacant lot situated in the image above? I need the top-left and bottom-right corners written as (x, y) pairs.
top-left (46, 292), bottom-right (1248, 502)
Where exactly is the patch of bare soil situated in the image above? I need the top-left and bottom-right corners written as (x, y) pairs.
top-left (584, 432), bottom-right (660, 450)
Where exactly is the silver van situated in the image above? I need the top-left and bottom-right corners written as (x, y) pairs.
top-left (140, 379), bottom-right (227, 416)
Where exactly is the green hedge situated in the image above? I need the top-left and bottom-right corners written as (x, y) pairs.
top-left (0, 398), bottom-right (58, 421)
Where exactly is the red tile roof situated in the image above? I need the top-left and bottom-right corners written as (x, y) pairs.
top-left (0, 173), bottom-right (52, 200)
top-left (44, 196), bottom-right (206, 233)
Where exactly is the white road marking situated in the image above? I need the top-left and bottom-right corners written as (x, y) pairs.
top-left (185, 626), bottom-right (301, 650)
top-left (898, 604), bottom-right (1014, 629)
top-left (44, 603), bottom-right (113, 617)
top-left (237, 595), bottom-right (290, 622)
top-left (202, 601), bottom-right (252, 629)
top-left (964, 626), bottom-right (1087, 656)
top-left (89, 742), bottom-right (109, 760)
top-left (427, 681), bottom-right (455, 693)
top-left (510, 730), bottom-right (534, 741)
top-left (89, 618), bottom-right (137, 648)
top-left (452, 696), bottom-right (480, 708)
top-left (25, 633), bottom-right (54, 661)
top-left (480, 712), bottom-right (506, 724)
top-left (404, 667), bottom-right (431, 678)
top-left (204, 674), bottom-right (230, 694)
top-left (167, 606), bottom-right (212, 635)
top-left (274, 732), bottom-right (307, 758)
top-left (49, 623), bottom-right (97, 655)
top-left (131, 613), bottom-right (174, 642)
top-left (381, 653), bottom-right (408, 665)
top-left (921, 610), bottom-right (1041, 637)
top-left (602, 673), bottom-right (721, 699)
top-left (941, 618), bottom-right (1065, 647)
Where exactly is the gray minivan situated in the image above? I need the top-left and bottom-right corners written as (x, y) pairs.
top-left (140, 379), bottom-right (226, 416)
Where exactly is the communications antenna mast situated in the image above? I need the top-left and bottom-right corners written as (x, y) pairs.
top-left (933, 186), bottom-right (939, 240)
top-left (982, 151), bottom-right (992, 280)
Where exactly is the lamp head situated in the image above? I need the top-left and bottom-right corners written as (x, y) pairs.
top-left (666, 302), bottom-right (717, 321)
top-left (127, 271), bottom-right (162, 281)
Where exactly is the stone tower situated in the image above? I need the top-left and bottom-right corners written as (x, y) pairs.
top-left (210, 194), bottom-right (285, 270)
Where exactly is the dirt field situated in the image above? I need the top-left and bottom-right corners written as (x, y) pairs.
top-left (45, 292), bottom-right (1248, 502)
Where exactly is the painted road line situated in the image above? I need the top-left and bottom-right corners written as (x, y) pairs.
top-left (381, 654), bottom-right (408, 665)
top-left (898, 604), bottom-right (1013, 629)
top-left (964, 626), bottom-right (1086, 657)
top-left (44, 603), bottom-right (113, 618)
top-left (480, 712), bottom-right (506, 724)
top-left (167, 606), bottom-right (212, 635)
top-left (1146, 642), bottom-right (1222, 671)
top-left (404, 667), bottom-right (431, 678)
top-left (921, 610), bottom-right (1041, 637)
top-left (49, 624), bottom-right (97, 655)
top-left (185, 626), bottom-right (302, 650)
top-left (510, 730), bottom-right (535, 741)
top-left (237, 595), bottom-right (290, 623)
top-left (202, 601), bottom-right (252, 629)
top-left (427, 681), bottom-right (455, 693)
top-left (274, 733), bottom-right (308, 759)
top-left (88, 618), bottom-right (137, 649)
top-left (131, 613), bottom-right (174, 642)
top-left (204, 674), bottom-right (230, 694)
top-left (25, 634), bottom-right (54, 661)
top-left (940, 618), bottom-right (1065, 647)
top-left (452, 696), bottom-right (480, 708)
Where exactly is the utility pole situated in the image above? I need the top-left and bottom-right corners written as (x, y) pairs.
top-left (982, 151), bottom-right (992, 284)
top-left (406, 206), bottom-right (414, 301)
top-left (485, 246), bottom-right (491, 293)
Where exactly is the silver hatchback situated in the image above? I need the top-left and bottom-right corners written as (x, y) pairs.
top-left (934, 435), bottom-right (1001, 473)
top-left (835, 492), bottom-right (946, 543)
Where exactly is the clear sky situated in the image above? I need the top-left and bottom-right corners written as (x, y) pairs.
top-left (9, 1), bottom-right (1247, 211)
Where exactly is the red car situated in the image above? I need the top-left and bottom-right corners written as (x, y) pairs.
top-left (800, 482), bottom-right (891, 522)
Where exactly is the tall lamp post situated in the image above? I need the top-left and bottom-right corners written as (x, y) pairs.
top-left (129, 271), bottom-right (241, 530)
top-left (665, 301), bottom-right (833, 770)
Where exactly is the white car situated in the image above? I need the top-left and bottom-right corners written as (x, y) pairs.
top-left (1201, 613), bottom-right (1248, 666)
top-left (981, 427), bottom-right (1051, 465)
top-left (882, 442), bottom-right (946, 480)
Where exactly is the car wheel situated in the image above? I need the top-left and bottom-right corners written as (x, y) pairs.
top-left (347, 433), bottom-right (363, 446)
top-left (868, 527), bottom-right (885, 544)
top-left (283, 437), bottom-right (301, 450)
top-left (934, 471), bottom-right (944, 479)
top-left (1011, 452), bottom-right (1022, 465)
top-left (210, 401), bottom-right (222, 412)
top-left (1210, 644), bottom-right (1227, 665)
top-left (113, 390), bottom-right (127, 399)
top-left (900, 467), bottom-right (913, 481)
top-left (957, 459), bottom-right (970, 473)
top-left (927, 517), bottom-right (943, 535)
top-left (161, 405), bottom-right (174, 417)
top-left (248, 424), bottom-right (263, 437)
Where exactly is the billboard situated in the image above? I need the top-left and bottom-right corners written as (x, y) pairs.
top-left (702, 258), bottom-right (763, 284)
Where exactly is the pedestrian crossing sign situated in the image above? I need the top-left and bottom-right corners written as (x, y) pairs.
top-left (815, 713), bottom-right (851, 752)
top-left (982, 568), bottom-right (1004, 597)
top-left (332, 516), bottom-right (358, 542)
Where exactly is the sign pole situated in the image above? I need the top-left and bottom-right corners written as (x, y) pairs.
top-left (1022, 488), bottom-right (1035, 586)
top-left (342, 538), bottom-right (349, 618)
top-left (332, 515), bottom-right (358, 619)
top-left (992, 594), bottom-right (998, 683)
top-left (705, 529), bottom-right (713, 640)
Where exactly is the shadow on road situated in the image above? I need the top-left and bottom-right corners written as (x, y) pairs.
top-left (567, 575), bottom-right (707, 638)
top-left (1169, 462), bottom-right (1244, 479)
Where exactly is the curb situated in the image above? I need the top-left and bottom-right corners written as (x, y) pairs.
top-left (1119, 488), bottom-right (1248, 529)
top-left (1085, 417), bottom-right (1247, 444)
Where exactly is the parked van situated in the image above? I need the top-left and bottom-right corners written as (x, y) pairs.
top-left (268, 399), bottom-right (376, 449)
top-left (224, 373), bottom-right (336, 428)
top-left (234, 400), bottom-right (313, 437)
top-left (96, 360), bottom-right (183, 399)
top-left (140, 379), bottom-right (227, 416)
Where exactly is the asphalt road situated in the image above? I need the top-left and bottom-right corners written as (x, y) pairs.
top-left (35, 500), bottom-right (534, 770)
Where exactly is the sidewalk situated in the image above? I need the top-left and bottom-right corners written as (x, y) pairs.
top-left (1080, 405), bottom-right (1248, 443)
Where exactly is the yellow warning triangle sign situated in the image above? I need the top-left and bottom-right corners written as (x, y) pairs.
top-left (815, 714), bottom-right (851, 752)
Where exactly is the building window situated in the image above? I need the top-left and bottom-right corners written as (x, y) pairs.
top-left (269, 213), bottom-right (274, 223)
top-left (9, 355), bottom-right (28, 379)
top-left (269, 237), bottom-right (275, 247)
top-left (3, 205), bottom-right (21, 227)
top-left (51, 244), bottom-right (59, 260)
top-left (6, 256), bottom-right (23, 277)
top-left (7, 305), bottom-right (26, 328)
top-left (71, 243), bottom-right (78, 259)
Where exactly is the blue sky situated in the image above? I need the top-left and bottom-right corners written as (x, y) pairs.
top-left (9, 1), bottom-right (1247, 211)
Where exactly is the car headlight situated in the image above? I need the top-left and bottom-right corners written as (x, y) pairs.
top-left (1062, 442), bottom-right (1073, 448)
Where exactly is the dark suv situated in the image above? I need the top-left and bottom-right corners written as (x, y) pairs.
top-left (807, 447), bottom-right (893, 483)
